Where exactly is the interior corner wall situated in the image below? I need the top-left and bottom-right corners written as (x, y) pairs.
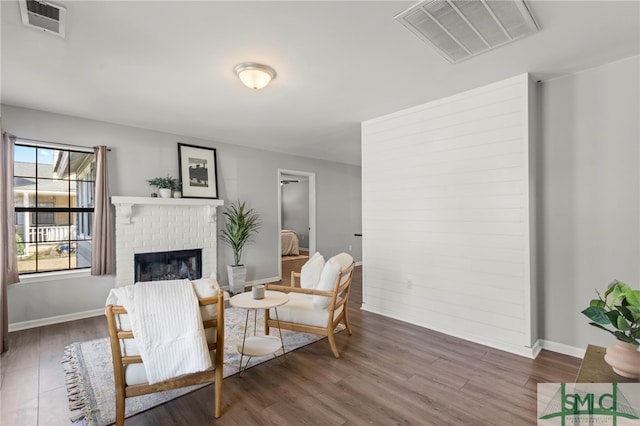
top-left (361, 74), bottom-right (537, 357)
top-left (2, 105), bottom-right (362, 326)
top-left (539, 55), bottom-right (640, 351)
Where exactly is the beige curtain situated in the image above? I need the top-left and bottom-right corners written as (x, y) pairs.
top-left (91, 145), bottom-right (113, 275)
top-left (1, 129), bottom-right (20, 353)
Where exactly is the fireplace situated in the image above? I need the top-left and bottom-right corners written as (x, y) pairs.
top-left (111, 197), bottom-right (223, 288)
top-left (134, 249), bottom-right (202, 283)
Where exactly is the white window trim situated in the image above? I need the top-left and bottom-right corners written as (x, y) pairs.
top-left (18, 268), bottom-right (91, 284)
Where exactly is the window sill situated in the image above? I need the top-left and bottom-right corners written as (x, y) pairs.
top-left (18, 268), bottom-right (91, 284)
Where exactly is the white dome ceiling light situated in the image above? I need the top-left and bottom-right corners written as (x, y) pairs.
top-left (234, 62), bottom-right (277, 90)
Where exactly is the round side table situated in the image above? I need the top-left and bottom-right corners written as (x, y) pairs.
top-left (229, 290), bottom-right (289, 375)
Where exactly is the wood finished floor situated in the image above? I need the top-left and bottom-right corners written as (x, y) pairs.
top-left (1, 266), bottom-right (581, 425)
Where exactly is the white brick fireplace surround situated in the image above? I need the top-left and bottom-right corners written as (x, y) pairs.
top-left (111, 196), bottom-right (224, 288)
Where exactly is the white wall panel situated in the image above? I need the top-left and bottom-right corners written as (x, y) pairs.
top-left (362, 74), bottom-right (537, 357)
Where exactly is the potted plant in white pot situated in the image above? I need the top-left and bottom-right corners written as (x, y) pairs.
top-left (220, 200), bottom-right (261, 294)
top-left (147, 175), bottom-right (179, 198)
top-left (582, 280), bottom-right (640, 378)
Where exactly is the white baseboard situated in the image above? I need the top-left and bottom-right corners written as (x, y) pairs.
top-left (359, 305), bottom-right (584, 360)
top-left (530, 338), bottom-right (543, 358)
top-left (9, 308), bottom-right (104, 332)
top-left (249, 276), bottom-right (280, 286)
top-left (355, 260), bottom-right (363, 267)
top-left (360, 305), bottom-right (541, 359)
top-left (540, 339), bottom-right (586, 359)
top-left (220, 276), bottom-right (280, 291)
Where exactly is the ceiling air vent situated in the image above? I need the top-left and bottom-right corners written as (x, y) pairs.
top-left (395, 0), bottom-right (539, 63)
top-left (19, 0), bottom-right (66, 38)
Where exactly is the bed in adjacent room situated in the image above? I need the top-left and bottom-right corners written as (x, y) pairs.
top-left (281, 229), bottom-right (300, 256)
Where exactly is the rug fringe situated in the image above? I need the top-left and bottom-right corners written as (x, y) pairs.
top-left (62, 344), bottom-right (99, 426)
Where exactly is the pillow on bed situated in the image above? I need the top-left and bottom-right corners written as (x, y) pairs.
top-left (300, 252), bottom-right (325, 289)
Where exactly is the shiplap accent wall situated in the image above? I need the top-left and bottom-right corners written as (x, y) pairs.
top-left (361, 74), bottom-right (538, 357)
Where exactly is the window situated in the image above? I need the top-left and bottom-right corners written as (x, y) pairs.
top-left (32, 203), bottom-right (55, 225)
top-left (13, 142), bottom-right (96, 274)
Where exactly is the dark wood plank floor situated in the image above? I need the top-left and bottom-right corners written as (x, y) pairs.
top-left (1, 266), bottom-right (581, 425)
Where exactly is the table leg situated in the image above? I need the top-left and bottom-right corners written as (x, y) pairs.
top-left (238, 309), bottom-right (250, 374)
top-left (274, 307), bottom-right (287, 363)
top-left (253, 309), bottom-right (257, 335)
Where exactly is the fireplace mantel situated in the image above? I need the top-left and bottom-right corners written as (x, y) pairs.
top-left (111, 196), bottom-right (224, 224)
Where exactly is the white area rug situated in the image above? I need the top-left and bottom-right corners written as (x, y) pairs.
top-left (63, 307), bottom-right (340, 426)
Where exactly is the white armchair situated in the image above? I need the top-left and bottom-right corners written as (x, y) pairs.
top-left (265, 252), bottom-right (355, 358)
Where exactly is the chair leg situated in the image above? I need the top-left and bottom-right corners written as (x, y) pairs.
top-left (115, 389), bottom-right (125, 426)
top-left (343, 309), bottom-right (353, 335)
top-left (327, 330), bottom-right (341, 358)
top-left (214, 368), bottom-right (223, 418)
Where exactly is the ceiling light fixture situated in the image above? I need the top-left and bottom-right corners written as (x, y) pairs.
top-left (234, 62), bottom-right (277, 90)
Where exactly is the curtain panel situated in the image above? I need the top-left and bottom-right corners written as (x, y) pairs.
top-left (1, 129), bottom-right (20, 353)
top-left (91, 145), bottom-right (113, 275)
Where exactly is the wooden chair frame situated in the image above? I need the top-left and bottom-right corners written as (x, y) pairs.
top-left (105, 291), bottom-right (224, 426)
top-left (265, 262), bottom-right (354, 358)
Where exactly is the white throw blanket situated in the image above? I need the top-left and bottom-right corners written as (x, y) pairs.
top-left (105, 279), bottom-right (212, 384)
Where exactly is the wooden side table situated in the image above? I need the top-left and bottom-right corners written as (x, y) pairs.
top-left (576, 344), bottom-right (639, 383)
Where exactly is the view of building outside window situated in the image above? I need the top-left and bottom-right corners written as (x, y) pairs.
top-left (13, 143), bottom-right (96, 274)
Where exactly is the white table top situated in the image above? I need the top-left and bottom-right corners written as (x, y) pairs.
top-left (229, 290), bottom-right (289, 309)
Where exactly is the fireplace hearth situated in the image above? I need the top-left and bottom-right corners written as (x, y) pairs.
top-left (134, 249), bottom-right (202, 283)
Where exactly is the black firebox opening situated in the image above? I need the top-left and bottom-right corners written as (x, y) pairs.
top-left (134, 249), bottom-right (202, 283)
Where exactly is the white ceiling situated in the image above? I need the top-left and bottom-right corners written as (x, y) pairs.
top-left (1, 1), bottom-right (638, 166)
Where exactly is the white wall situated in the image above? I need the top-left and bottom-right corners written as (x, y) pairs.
top-left (3, 105), bottom-right (362, 327)
top-left (361, 74), bottom-right (537, 356)
top-left (540, 55), bottom-right (640, 351)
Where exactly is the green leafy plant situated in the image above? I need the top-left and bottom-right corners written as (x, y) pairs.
top-left (15, 233), bottom-right (25, 255)
top-left (147, 175), bottom-right (179, 190)
top-left (220, 201), bottom-right (261, 267)
top-left (582, 280), bottom-right (640, 346)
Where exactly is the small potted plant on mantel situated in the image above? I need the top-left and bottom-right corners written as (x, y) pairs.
top-left (147, 175), bottom-right (179, 198)
top-left (220, 200), bottom-right (261, 294)
top-left (582, 280), bottom-right (640, 378)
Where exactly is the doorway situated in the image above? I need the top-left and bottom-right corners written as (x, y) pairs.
top-left (277, 169), bottom-right (316, 282)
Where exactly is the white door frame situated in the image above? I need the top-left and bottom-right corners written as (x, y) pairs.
top-left (277, 168), bottom-right (316, 280)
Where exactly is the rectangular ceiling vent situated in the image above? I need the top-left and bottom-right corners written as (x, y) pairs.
top-left (19, 0), bottom-right (66, 38)
top-left (395, 0), bottom-right (539, 63)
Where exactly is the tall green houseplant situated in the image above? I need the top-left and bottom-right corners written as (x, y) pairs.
top-left (220, 201), bottom-right (261, 267)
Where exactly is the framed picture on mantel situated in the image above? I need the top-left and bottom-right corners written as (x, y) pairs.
top-left (177, 143), bottom-right (219, 199)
